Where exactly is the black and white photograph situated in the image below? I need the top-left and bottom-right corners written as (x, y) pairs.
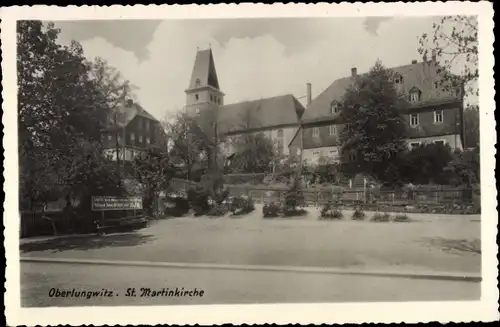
top-left (2, 2), bottom-right (497, 326)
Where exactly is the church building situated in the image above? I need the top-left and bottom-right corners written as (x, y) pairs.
top-left (184, 48), bottom-right (306, 158)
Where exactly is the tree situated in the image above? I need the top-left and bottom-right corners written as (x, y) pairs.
top-left (226, 104), bottom-right (277, 173)
top-left (445, 148), bottom-right (480, 187)
top-left (339, 60), bottom-right (408, 186)
top-left (418, 16), bottom-right (478, 97)
top-left (463, 105), bottom-right (480, 148)
top-left (164, 112), bottom-right (210, 180)
top-left (17, 21), bottom-right (132, 234)
top-left (229, 132), bottom-right (276, 173)
top-left (133, 148), bottom-right (175, 215)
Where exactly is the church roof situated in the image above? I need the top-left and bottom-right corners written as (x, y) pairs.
top-left (216, 94), bottom-right (305, 135)
top-left (302, 60), bottom-right (462, 123)
top-left (187, 49), bottom-right (220, 90)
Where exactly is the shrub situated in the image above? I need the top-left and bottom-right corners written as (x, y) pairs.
top-left (164, 193), bottom-right (190, 217)
top-left (352, 207), bottom-right (366, 220)
top-left (187, 185), bottom-right (210, 215)
top-left (320, 200), bottom-right (343, 220)
top-left (230, 195), bottom-right (255, 216)
top-left (393, 214), bottom-right (410, 222)
top-left (283, 207), bottom-right (308, 217)
top-left (371, 212), bottom-right (391, 222)
top-left (207, 204), bottom-right (228, 217)
top-left (263, 202), bottom-right (281, 218)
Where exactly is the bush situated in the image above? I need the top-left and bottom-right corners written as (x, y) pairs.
top-left (207, 204), bottom-right (228, 217)
top-left (263, 202), bottom-right (281, 218)
top-left (371, 212), bottom-right (391, 222)
top-left (320, 200), bottom-right (343, 220)
top-left (393, 214), bottom-right (410, 222)
top-left (164, 194), bottom-right (190, 217)
top-left (352, 207), bottom-right (366, 220)
top-left (187, 185), bottom-right (210, 215)
top-left (283, 207), bottom-right (308, 217)
top-left (230, 195), bottom-right (255, 216)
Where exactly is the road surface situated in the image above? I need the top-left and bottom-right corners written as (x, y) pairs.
top-left (21, 261), bottom-right (480, 307)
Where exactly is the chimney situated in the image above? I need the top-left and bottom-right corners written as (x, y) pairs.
top-left (351, 67), bottom-right (357, 77)
top-left (431, 49), bottom-right (437, 62)
top-left (411, 60), bottom-right (418, 64)
top-left (306, 83), bottom-right (312, 105)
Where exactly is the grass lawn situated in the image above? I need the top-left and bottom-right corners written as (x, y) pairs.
top-left (21, 205), bottom-right (481, 273)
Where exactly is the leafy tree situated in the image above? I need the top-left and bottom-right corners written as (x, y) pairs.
top-left (230, 132), bottom-right (276, 173)
top-left (418, 16), bottom-right (478, 97)
top-left (339, 60), bottom-right (408, 186)
top-left (133, 148), bottom-right (175, 215)
top-left (164, 112), bottom-right (210, 180)
top-left (463, 105), bottom-right (480, 148)
top-left (17, 21), bottom-right (133, 234)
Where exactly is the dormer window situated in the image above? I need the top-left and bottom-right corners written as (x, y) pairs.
top-left (330, 101), bottom-right (340, 114)
top-left (409, 87), bottom-right (422, 103)
top-left (394, 76), bottom-right (403, 84)
top-left (195, 79), bottom-right (201, 87)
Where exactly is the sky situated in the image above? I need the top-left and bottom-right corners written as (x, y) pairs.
top-left (53, 17), bottom-right (444, 120)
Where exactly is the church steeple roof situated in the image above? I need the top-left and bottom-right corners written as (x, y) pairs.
top-left (187, 48), bottom-right (220, 91)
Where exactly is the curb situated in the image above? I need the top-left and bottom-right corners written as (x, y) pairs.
top-left (20, 256), bottom-right (482, 283)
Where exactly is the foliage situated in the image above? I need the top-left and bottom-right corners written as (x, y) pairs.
top-left (165, 112), bottom-right (211, 180)
top-left (399, 143), bottom-right (455, 184)
top-left (187, 185), bottom-right (211, 216)
top-left (463, 105), bottom-right (480, 148)
top-left (393, 214), bottom-right (410, 223)
top-left (371, 212), bottom-right (392, 222)
top-left (229, 132), bottom-right (277, 173)
top-left (164, 193), bottom-right (190, 217)
top-left (263, 202), bottom-right (281, 218)
top-left (339, 61), bottom-right (408, 186)
top-left (352, 207), bottom-right (366, 220)
top-left (230, 195), bottom-right (255, 216)
top-left (320, 199), bottom-right (343, 220)
top-left (133, 148), bottom-right (175, 215)
top-left (283, 175), bottom-right (305, 215)
top-left (418, 16), bottom-right (478, 97)
top-left (445, 147), bottom-right (480, 186)
top-left (206, 204), bottom-right (228, 217)
top-left (17, 21), bottom-right (131, 226)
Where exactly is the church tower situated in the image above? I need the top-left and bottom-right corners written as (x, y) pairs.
top-left (185, 48), bottom-right (224, 118)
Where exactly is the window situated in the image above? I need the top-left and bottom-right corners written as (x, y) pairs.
top-left (146, 137), bottom-right (151, 144)
top-left (139, 135), bottom-right (143, 143)
top-left (410, 142), bottom-right (421, 150)
top-left (313, 151), bottom-right (320, 156)
top-left (195, 78), bottom-right (201, 87)
top-left (312, 127), bottom-right (320, 137)
top-left (130, 133), bottom-right (135, 142)
top-left (433, 140), bottom-right (446, 146)
top-left (210, 95), bottom-right (213, 102)
top-left (330, 102), bottom-right (339, 114)
top-left (329, 125), bottom-right (337, 136)
top-left (277, 129), bottom-right (284, 138)
top-left (410, 114), bottom-right (419, 127)
top-left (434, 110), bottom-right (443, 124)
top-left (218, 98), bottom-right (221, 105)
top-left (195, 94), bottom-right (199, 101)
top-left (394, 75), bottom-right (403, 84)
top-left (195, 108), bottom-right (200, 115)
top-left (107, 134), bottom-right (112, 141)
top-left (409, 91), bottom-right (421, 102)
top-left (145, 120), bottom-right (150, 131)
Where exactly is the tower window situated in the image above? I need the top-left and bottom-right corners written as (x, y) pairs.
top-left (195, 94), bottom-right (199, 101)
top-left (210, 95), bottom-right (213, 102)
top-left (130, 133), bottom-right (135, 142)
top-left (195, 108), bottom-right (200, 115)
top-left (277, 129), bottom-right (284, 138)
top-left (195, 79), bottom-right (201, 87)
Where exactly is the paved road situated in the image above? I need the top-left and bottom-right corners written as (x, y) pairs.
top-left (21, 262), bottom-right (480, 307)
top-left (20, 209), bottom-right (481, 274)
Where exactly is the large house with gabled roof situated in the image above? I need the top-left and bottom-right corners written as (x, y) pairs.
top-left (184, 48), bottom-right (305, 158)
top-left (289, 54), bottom-right (466, 165)
top-left (101, 99), bottom-right (163, 162)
